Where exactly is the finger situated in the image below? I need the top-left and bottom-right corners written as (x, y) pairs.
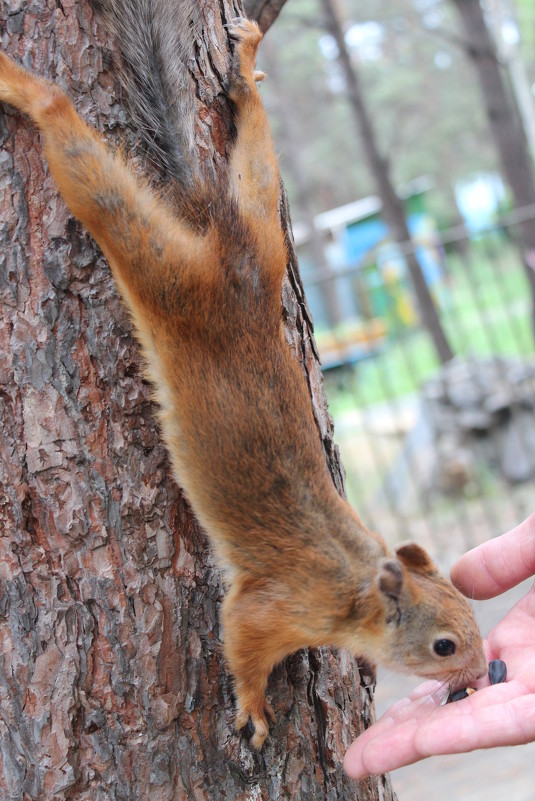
top-left (418, 688), bottom-right (535, 754)
top-left (451, 511), bottom-right (535, 599)
top-left (344, 682), bottom-right (446, 779)
top-left (355, 690), bottom-right (535, 778)
top-left (344, 715), bottom-right (424, 779)
top-left (346, 682), bottom-right (535, 779)
top-left (354, 681), bottom-right (445, 746)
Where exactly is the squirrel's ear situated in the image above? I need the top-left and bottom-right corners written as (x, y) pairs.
top-left (378, 559), bottom-right (403, 601)
top-left (395, 543), bottom-right (437, 575)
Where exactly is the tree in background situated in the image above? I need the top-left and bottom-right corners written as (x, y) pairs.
top-left (319, 0), bottom-right (454, 364)
top-left (259, 0), bottom-right (496, 222)
top-left (0, 0), bottom-right (395, 798)
top-left (244, 0), bottom-right (287, 31)
top-left (451, 0), bottom-right (535, 339)
top-left (260, 34), bottom-right (345, 329)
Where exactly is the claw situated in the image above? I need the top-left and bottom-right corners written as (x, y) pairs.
top-left (226, 16), bottom-right (262, 44)
top-left (250, 718), bottom-right (269, 750)
top-left (226, 17), bottom-right (248, 38)
top-left (235, 700), bottom-right (276, 749)
top-left (235, 707), bottom-right (250, 731)
top-left (264, 700), bottom-right (276, 724)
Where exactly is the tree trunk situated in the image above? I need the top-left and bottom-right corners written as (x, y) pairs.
top-left (0, 2), bottom-right (396, 799)
top-left (451, 0), bottom-right (535, 338)
top-left (244, 0), bottom-right (288, 33)
top-left (320, 0), bottom-right (455, 364)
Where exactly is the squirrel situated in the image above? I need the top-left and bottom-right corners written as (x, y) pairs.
top-left (0, 4), bottom-right (487, 749)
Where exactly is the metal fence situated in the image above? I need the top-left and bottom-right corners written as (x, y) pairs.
top-left (304, 206), bottom-right (535, 564)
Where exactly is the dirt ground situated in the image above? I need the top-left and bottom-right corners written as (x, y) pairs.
top-left (373, 580), bottom-right (535, 801)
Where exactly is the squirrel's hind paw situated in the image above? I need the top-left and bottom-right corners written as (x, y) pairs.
top-left (226, 17), bottom-right (262, 45)
top-left (236, 699), bottom-right (276, 750)
top-left (226, 17), bottom-right (263, 101)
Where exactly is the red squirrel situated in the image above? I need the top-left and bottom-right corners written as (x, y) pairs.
top-left (0, 8), bottom-right (486, 749)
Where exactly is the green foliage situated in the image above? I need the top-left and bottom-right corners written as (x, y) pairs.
top-left (261, 0), bottom-right (509, 222)
top-left (515, 0), bottom-right (535, 76)
top-left (324, 237), bottom-right (532, 414)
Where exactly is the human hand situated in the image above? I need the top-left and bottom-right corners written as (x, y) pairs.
top-left (344, 512), bottom-right (535, 779)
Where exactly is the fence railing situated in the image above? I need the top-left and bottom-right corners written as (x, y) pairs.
top-left (303, 207), bottom-right (535, 563)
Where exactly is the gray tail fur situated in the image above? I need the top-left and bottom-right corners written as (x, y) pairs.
top-left (90, 0), bottom-right (201, 188)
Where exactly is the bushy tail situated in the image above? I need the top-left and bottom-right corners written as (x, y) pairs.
top-left (90, 0), bottom-right (202, 188)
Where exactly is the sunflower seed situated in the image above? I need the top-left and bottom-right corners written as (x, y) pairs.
top-left (488, 659), bottom-right (507, 685)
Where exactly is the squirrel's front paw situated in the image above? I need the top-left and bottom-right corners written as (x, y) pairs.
top-left (226, 17), bottom-right (263, 101)
top-left (235, 697), bottom-right (276, 750)
top-left (227, 17), bottom-right (262, 47)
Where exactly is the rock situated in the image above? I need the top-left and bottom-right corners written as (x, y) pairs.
top-left (457, 408), bottom-right (493, 432)
top-left (445, 377), bottom-right (483, 408)
top-left (382, 357), bottom-right (535, 508)
top-left (501, 409), bottom-right (535, 482)
top-left (433, 435), bottom-right (475, 494)
top-left (425, 401), bottom-right (459, 434)
top-left (421, 378), bottom-right (447, 403)
top-left (484, 389), bottom-right (514, 416)
top-left (421, 357), bottom-right (535, 489)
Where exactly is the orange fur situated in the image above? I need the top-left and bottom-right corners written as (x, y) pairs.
top-left (0, 18), bottom-right (486, 749)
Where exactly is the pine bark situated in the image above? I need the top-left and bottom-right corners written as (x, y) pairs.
top-left (0, 2), bottom-right (396, 799)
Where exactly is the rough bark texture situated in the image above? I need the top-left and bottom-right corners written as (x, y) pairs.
top-left (451, 0), bottom-right (535, 340)
top-left (0, 2), bottom-right (396, 799)
top-left (320, 0), bottom-right (454, 365)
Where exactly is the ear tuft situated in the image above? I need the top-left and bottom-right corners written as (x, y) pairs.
top-left (395, 543), bottom-right (437, 574)
top-left (378, 559), bottom-right (403, 600)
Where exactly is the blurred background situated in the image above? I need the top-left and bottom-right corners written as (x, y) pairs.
top-left (259, 0), bottom-right (535, 562)
top-left (258, 1), bottom-right (535, 797)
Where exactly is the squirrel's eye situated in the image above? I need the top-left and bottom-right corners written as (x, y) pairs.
top-left (433, 638), bottom-right (456, 657)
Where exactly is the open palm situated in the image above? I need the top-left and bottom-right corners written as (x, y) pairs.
top-left (344, 513), bottom-right (535, 780)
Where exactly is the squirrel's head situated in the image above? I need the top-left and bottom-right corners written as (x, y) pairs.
top-left (355, 543), bottom-right (487, 690)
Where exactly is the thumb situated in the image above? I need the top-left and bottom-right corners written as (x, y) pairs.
top-left (451, 512), bottom-right (535, 600)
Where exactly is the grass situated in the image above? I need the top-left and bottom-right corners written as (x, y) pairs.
top-left (323, 239), bottom-right (534, 416)
top-left (318, 238), bottom-right (535, 548)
